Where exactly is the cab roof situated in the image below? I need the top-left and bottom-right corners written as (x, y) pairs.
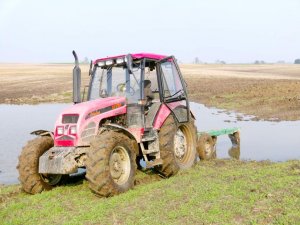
top-left (94, 53), bottom-right (167, 64)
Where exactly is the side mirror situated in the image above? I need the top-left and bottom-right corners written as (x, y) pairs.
top-left (126, 54), bottom-right (133, 73)
top-left (88, 60), bottom-right (93, 76)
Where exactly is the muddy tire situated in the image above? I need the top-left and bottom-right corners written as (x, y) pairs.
top-left (229, 131), bottom-right (240, 146)
top-left (157, 114), bottom-right (197, 177)
top-left (197, 133), bottom-right (216, 160)
top-left (17, 136), bottom-right (62, 194)
top-left (86, 130), bottom-right (137, 197)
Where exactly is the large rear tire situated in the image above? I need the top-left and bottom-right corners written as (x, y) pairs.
top-left (157, 114), bottom-right (197, 177)
top-left (17, 136), bottom-right (62, 194)
top-left (86, 130), bottom-right (137, 197)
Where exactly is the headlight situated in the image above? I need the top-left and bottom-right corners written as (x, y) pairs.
top-left (70, 126), bottom-right (77, 135)
top-left (57, 126), bottom-right (64, 135)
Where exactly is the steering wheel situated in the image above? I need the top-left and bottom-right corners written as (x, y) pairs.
top-left (116, 83), bottom-right (135, 96)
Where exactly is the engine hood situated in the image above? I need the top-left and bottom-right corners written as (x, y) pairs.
top-left (60, 97), bottom-right (126, 117)
top-left (54, 97), bottom-right (126, 147)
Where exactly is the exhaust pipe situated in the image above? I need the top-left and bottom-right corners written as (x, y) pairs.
top-left (72, 50), bottom-right (81, 104)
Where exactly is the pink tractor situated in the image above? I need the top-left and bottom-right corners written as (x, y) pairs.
top-left (17, 52), bottom-right (198, 197)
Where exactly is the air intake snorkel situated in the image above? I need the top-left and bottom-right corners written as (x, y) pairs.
top-left (72, 50), bottom-right (81, 104)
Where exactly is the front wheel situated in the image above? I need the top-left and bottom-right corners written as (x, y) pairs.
top-left (86, 130), bottom-right (137, 197)
top-left (17, 136), bottom-right (63, 194)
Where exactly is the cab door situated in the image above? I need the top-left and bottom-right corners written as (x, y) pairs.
top-left (157, 56), bottom-right (190, 123)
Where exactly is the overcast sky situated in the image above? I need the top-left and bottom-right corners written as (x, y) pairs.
top-left (0, 0), bottom-right (299, 63)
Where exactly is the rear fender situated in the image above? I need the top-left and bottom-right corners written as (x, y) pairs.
top-left (30, 130), bottom-right (54, 139)
top-left (153, 104), bottom-right (171, 129)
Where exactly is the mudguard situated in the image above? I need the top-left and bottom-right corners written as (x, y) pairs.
top-left (103, 123), bottom-right (138, 143)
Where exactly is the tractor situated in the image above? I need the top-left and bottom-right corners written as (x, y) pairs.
top-left (17, 51), bottom-right (229, 197)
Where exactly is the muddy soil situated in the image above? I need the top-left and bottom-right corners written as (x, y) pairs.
top-left (186, 77), bottom-right (300, 121)
top-left (1, 63), bottom-right (300, 120)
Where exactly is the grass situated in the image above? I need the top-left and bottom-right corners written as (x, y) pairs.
top-left (1, 160), bottom-right (299, 224)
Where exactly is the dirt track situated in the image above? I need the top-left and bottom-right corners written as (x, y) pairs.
top-left (0, 63), bottom-right (300, 120)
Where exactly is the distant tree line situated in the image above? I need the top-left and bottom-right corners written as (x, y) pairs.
top-left (254, 60), bottom-right (265, 64)
top-left (192, 57), bottom-right (300, 64)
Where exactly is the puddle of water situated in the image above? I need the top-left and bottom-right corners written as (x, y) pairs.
top-left (0, 102), bottom-right (299, 185)
top-left (190, 102), bottom-right (300, 162)
top-left (0, 104), bottom-right (70, 185)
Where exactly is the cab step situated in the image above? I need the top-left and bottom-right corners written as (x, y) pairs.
top-left (146, 158), bottom-right (163, 168)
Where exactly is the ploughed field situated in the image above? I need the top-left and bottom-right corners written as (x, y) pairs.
top-left (1, 63), bottom-right (300, 120)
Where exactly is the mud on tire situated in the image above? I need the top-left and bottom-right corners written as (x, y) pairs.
top-left (85, 130), bottom-right (137, 197)
top-left (197, 133), bottom-right (217, 160)
top-left (156, 114), bottom-right (197, 177)
top-left (17, 136), bottom-right (62, 194)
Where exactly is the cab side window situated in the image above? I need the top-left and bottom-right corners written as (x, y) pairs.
top-left (160, 60), bottom-right (184, 98)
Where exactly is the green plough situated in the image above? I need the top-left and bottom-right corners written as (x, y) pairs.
top-left (196, 127), bottom-right (240, 160)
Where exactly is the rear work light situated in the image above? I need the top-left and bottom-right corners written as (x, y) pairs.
top-left (116, 58), bottom-right (125, 64)
top-left (97, 61), bottom-right (105, 67)
top-left (105, 60), bottom-right (113, 66)
top-left (57, 126), bottom-right (64, 135)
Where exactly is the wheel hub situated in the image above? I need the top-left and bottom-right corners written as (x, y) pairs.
top-left (204, 142), bottom-right (212, 156)
top-left (40, 174), bottom-right (62, 186)
top-left (109, 146), bottom-right (130, 185)
top-left (174, 129), bottom-right (187, 160)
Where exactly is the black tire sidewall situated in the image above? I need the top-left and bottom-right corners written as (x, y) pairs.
top-left (17, 136), bottom-right (54, 194)
top-left (86, 131), bottom-right (137, 196)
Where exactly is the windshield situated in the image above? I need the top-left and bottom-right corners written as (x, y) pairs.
top-left (88, 63), bottom-right (142, 103)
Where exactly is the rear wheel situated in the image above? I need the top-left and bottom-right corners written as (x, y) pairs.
top-left (17, 136), bottom-right (63, 194)
top-left (157, 114), bottom-right (197, 177)
top-left (86, 130), bottom-right (137, 197)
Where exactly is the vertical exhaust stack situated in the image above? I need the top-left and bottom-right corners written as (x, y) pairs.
top-left (72, 50), bottom-right (81, 104)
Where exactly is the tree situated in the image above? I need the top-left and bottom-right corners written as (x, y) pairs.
top-left (254, 60), bottom-right (265, 64)
top-left (215, 60), bottom-right (226, 64)
top-left (294, 59), bottom-right (300, 64)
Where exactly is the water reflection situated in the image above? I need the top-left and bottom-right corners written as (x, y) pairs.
top-left (190, 102), bottom-right (300, 162)
top-left (228, 146), bottom-right (241, 160)
top-left (0, 104), bottom-right (70, 184)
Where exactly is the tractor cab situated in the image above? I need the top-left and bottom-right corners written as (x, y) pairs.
top-left (86, 53), bottom-right (190, 142)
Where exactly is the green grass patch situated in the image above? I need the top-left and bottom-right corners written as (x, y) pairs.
top-left (1, 160), bottom-right (299, 224)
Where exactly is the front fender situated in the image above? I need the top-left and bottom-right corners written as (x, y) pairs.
top-left (102, 123), bottom-right (139, 155)
top-left (103, 124), bottom-right (138, 143)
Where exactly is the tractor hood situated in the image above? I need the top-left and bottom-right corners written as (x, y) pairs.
top-left (54, 97), bottom-right (126, 147)
top-left (61, 97), bottom-right (126, 117)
